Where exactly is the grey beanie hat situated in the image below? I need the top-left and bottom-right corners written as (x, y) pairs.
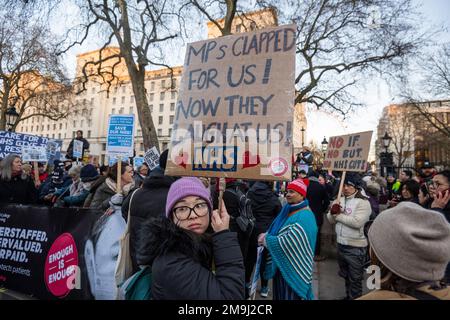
top-left (368, 201), bottom-right (450, 282)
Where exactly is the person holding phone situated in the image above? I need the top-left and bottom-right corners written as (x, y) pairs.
top-left (137, 177), bottom-right (245, 300)
top-left (428, 170), bottom-right (450, 223)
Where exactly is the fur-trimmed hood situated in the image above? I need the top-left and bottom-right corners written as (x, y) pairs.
top-left (136, 217), bottom-right (213, 268)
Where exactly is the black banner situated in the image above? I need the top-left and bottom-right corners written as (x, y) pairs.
top-left (0, 204), bottom-right (100, 300)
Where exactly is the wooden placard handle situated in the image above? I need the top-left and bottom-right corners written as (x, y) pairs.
top-left (116, 156), bottom-right (122, 194)
top-left (336, 171), bottom-right (346, 203)
top-left (33, 161), bottom-right (39, 184)
top-left (218, 177), bottom-right (226, 215)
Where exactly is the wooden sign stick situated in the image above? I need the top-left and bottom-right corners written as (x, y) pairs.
top-left (218, 177), bottom-right (226, 215)
top-left (33, 161), bottom-right (39, 185)
top-left (336, 171), bottom-right (347, 203)
top-left (117, 156), bottom-right (122, 194)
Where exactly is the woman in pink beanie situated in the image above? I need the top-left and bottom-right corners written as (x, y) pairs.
top-left (137, 177), bottom-right (245, 300)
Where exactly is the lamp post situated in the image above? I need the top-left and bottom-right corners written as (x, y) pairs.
top-left (321, 136), bottom-right (328, 163)
top-left (380, 132), bottom-right (393, 177)
top-left (6, 105), bottom-right (19, 132)
top-left (301, 127), bottom-right (305, 147)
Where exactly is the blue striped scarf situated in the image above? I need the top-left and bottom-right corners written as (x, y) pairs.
top-left (268, 200), bottom-right (310, 236)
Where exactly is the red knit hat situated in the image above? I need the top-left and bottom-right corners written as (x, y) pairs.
top-left (287, 178), bottom-right (308, 198)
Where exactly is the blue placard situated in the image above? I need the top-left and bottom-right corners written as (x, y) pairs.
top-left (134, 156), bottom-right (145, 169)
top-left (0, 131), bottom-right (62, 164)
top-left (106, 115), bottom-right (135, 157)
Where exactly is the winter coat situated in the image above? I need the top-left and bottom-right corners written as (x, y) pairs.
top-left (136, 218), bottom-right (245, 300)
top-left (85, 203), bottom-right (126, 300)
top-left (66, 137), bottom-right (90, 160)
top-left (431, 202), bottom-right (450, 224)
top-left (84, 176), bottom-right (107, 208)
top-left (0, 174), bottom-right (37, 204)
top-left (306, 178), bottom-right (330, 226)
top-left (358, 284), bottom-right (450, 300)
top-left (247, 181), bottom-right (282, 234)
top-left (121, 172), bottom-right (176, 273)
top-left (327, 192), bottom-right (372, 247)
top-left (88, 179), bottom-right (116, 211)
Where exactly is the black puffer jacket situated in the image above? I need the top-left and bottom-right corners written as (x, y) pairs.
top-left (247, 181), bottom-right (281, 234)
top-left (121, 171), bottom-right (176, 273)
top-left (137, 218), bottom-right (245, 300)
top-left (0, 174), bottom-right (37, 204)
top-left (306, 178), bottom-right (330, 226)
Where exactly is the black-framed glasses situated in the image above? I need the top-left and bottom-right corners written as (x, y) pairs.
top-left (172, 202), bottom-right (209, 221)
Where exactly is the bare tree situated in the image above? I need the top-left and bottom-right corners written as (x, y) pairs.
top-left (0, 11), bottom-right (73, 131)
top-left (58, 0), bottom-right (180, 151)
top-left (387, 111), bottom-right (415, 172)
top-left (402, 43), bottom-right (450, 139)
top-left (184, 0), bottom-right (422, 117)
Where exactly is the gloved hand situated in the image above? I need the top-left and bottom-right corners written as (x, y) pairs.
top-left (330, 203), bottom-right (342, 215)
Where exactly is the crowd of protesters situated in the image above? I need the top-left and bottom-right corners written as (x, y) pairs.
top-left (0, 151), bottom-right (449, 301)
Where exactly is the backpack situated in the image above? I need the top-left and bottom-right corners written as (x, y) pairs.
top-left (225, 187), bottom-right (255, 234)
top-left (117, 266), bottom-right (152, 300)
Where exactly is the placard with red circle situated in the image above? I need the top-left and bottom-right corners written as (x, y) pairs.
top-left (44, 233), bottom-right (79, 298)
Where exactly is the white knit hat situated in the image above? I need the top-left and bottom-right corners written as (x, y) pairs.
top-left (368, 202), bottom-right (450, 282)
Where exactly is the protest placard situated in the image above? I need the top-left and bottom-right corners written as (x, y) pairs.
top-left (322, 131), bottom-right (373, 172)
top-left (0, 131), bottom-right (62, 162)
top-left (165, 24), bottom-right (296, 180)
top-left (106, 115), bottom-right (135, 157)
top-left (21, 146), bottom-right (48, 162)
top-left (133, 156), bottom-right (145, 169)
top-left (144, 147), bottom-right (160, 171)
top-left (73, 140), bottom-right (83, 159)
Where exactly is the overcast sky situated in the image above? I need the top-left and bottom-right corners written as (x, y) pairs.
top-left (56, 0), bottom-right (449, 153)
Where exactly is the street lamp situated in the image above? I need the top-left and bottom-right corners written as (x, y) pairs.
top-left (321, 136), bottom-right (328, 163)
top-left (382, 132), bottom-right (392, 153)
top-left (380, 132), bottom-right (393, 177)
top-left (6, 106), bottom-right (19, 132)
top-left (301, 127), bottom-right (305, 147)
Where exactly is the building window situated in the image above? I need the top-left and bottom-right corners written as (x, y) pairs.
top-left (171, 91), bottom-right (176, 100)
top-left (159, 104), bottom-right (164, 112)
top-left (113, 97), bottom-right (116, 105)
top-left (121, 96), bottom-right (125, 104)
top-left (102, 143), bottom-right (106, 151)
top-left (88, 130), bottom-right (91, 138)
top-left (73, 131), bottom-right (76, 138)
top-left (122, 86), bottom-right (126, 94)
top-left (64, 133), bottom-right (66, 138)
top-left (149, 93), bottom-right (154, 102)
top-left (91, 87), bottom-right (95, 94)
top-left (65, 123), bottom-right (68, 129)
top-left (129, 106), bottom-right (134, 114)
top-left (236, 24), bottom-right (242, 33)
top-left (162, 142), bottom-right (168, 150)
top-left (47, 125), bottom-right (50, 130)
top-left (140, 143), bottom-right (144, 151)
top-left (58, 133), bottom-right (61, 139)
top-left (160, 92), bottom-right (165, 100)
top-left (170, 115), bottom-right (174, 124)
top-left (171, 78), bottom-right (177, 89)
top-left (91, 97), bottom-right (94, 105)
top-left (250, 21), bottom-right (257, 31)
top-left (170, 102), bottom-right (175, 111)
top-left (158, 129), bottom-right (162, 136)
top-left (59, 123), bottom-right (63, 130)
top-left (169, 128), bottom-right (172, 137)
top-left (161, 79), bottom-right (166, 88)
top-left (114, 87), bottom-right (118, 94)
top-left (52, 134), bottom-right (55, 138)
top-left (31, 126), bottom-right (34, 131)
top-left (150, 81), bottom-right (155, 91)
top-left (158, 116), bottom-right (163, 125)
top-left (119, 107), bottom-right (124, 114)
top-left (112, 108), bottom-right (115, 114)
top-left (88, 119), bottom-right (92, 127)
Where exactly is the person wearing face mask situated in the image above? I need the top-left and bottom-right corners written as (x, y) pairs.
top-left (136, 177), bottom-right (244, 300)
top-left (58, 164), bottom-right (99, 207)
top-left (0, 154), bottom-right (37, 204)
